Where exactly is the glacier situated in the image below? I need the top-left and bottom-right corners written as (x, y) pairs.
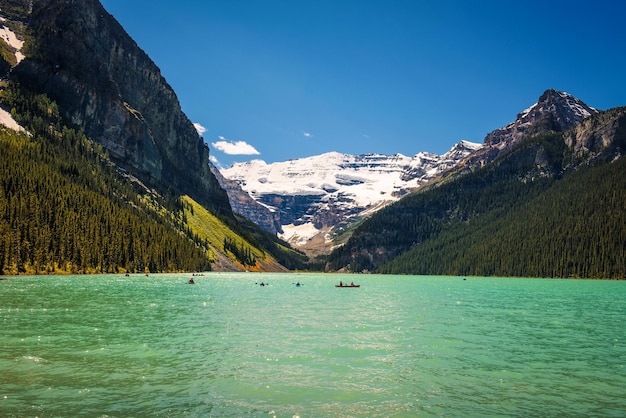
top-left (221, 140), bottom-right (482, 251)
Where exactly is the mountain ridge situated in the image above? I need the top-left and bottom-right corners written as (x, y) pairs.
top-left (220, 140), bottom-right (482, 253)
top-left (458, 89), bottom-right (599, 171)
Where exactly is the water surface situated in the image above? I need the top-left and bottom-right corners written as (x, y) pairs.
top-left (1, 273), bottom-right (625, 417)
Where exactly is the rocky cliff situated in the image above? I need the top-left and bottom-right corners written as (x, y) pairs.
top-left (0, 0), bottom-right (232, 216)
top-left (564, 106), bottom-right (626, 160)
top-left (210, 164), bottom-right (282, 234)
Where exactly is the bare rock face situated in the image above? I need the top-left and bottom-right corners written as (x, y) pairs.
top-left (209, 164), bottom-right (282, 234)
top-left (485, 89), bottom-right (598, 148)
top-left (2, 0), bottom-right (232, 216)
top-left (463, 89), bottom-right (598, 169)
top-left (564, 106), bottom-right (626, 159)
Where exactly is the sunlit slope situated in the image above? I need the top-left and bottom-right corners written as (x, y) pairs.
top-left (181, 196), bottom-right (288, 272)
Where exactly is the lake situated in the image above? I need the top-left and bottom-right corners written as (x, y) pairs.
top-left (1, 273), bottom-right (625, 417)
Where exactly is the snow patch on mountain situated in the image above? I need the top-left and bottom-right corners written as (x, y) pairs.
top-left (279, 222), bottom-right (323, 246)
top-left (0, 16), bottom-right (25, 64)
top-left (0, 107), bottom-right (24, 132)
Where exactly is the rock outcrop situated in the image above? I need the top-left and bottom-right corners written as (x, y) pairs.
top-left (210, 164), bottom-right (282, 234)
top-left (564, 106), bottom-right (626, 159)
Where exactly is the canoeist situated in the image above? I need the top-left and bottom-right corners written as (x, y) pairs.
top-left (336, 281), bottom-right (359, 288)
top-left (188, 278), bottom-right (195, 284)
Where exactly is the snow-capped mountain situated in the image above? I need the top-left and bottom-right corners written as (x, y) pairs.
top-left (220, 140), bottom-right (482, 252)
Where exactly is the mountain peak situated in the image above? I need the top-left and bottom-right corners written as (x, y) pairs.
top-left (517, 89), bottom-right (597, 125)
top-left (485, 89), bottom-right (598, 149)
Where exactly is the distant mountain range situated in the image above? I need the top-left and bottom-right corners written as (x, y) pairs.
top-left (220, 141), bottom-right (481, 254)
top-left (219, 89), bottom-right (600, 256)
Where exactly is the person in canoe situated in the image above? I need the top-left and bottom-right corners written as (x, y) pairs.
top-left (188, 278), bottom-right (195, 284)
top-left (336, 281), bottom-right (359, 287)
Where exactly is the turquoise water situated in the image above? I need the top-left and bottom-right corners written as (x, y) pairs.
top-left (1, 273), bottom-right (625, 417)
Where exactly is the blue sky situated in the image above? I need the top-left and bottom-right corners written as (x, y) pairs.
top-left (100, 0), bottom-right (626, 168)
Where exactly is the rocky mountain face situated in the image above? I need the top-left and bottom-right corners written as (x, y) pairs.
top-left (564, 105), bottom-right (626, 160)
top-left (0, 0), bottom-right (232, 216)
top-left (210, 164), bottom-right (283, 234)
top-left (463, 89), bottom-right (598, 168)
top-left (220, 141), bottom-right (482, 252)
top-left (486, 89), bottom-right (598, 147)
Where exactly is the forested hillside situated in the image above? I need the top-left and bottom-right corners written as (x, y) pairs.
top-left (328, 109), bottom-right (626, 279)
top-left (0, 85), bottom-right (310, 274)
top-left (0, 88), bottom-right (212, 274)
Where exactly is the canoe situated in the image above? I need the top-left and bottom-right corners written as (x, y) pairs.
top-left (335, 284), bottom-right (360, 288)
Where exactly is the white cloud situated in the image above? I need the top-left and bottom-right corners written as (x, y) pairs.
top-left (193, 122), bottom-right (207, 136)
top-left (212, 137), bottom-right (260, 155)
top-left (209, 154), bottom-right (223, 169)
top-left (303, 132), bottom-right (313, 138)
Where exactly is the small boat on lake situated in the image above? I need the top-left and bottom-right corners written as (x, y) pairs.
top-left (336, 281), bottom-right (360, 288)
